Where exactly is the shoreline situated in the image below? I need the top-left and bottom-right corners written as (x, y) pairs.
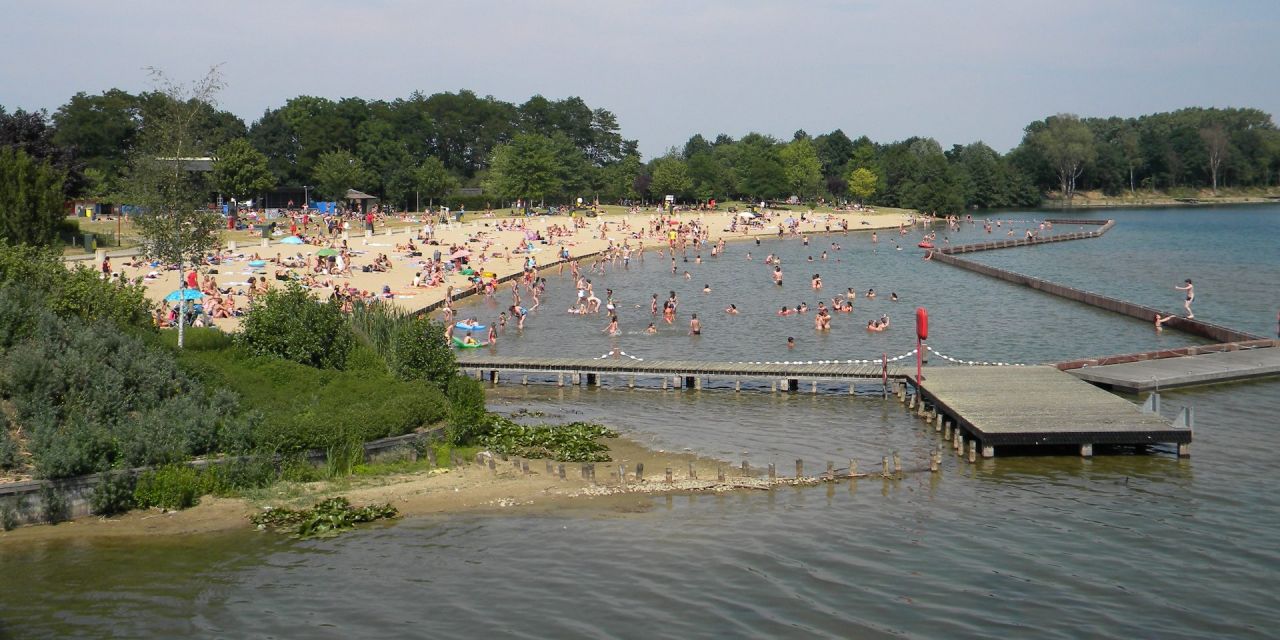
top-left (95, 207), bottom-right (917, 332)
top-left (0, 435), bottom-right (786, 543)
top-left (1039, 194), bottom-right (1280, 209)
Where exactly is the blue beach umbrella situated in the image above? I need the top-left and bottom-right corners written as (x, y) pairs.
top-left (280, 235), bottom-right (304, 245)
top-left (165, 289), bottom-right (205, 303)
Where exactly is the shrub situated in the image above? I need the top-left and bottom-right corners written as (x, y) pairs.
top-left (445, 375), bottom-right (490, 445)
top-left (134, 464), bottom-right (202, 510)
top-left (0, 500), bottom-right (16, 531)
top-left (238, 282), bottom-right (354, 369)
top-left (45, 266), bottom-right (152, 328)
top-left (90, 471), bottom-right (137, 516)
top-left (0, 415), bottom-right (18, 470)
top-left (389, 316), bottom-right (456, 391)
top-left (39, 483), bottom-right (70, 524)
top-left (348, 300), bottom-right (410, 358)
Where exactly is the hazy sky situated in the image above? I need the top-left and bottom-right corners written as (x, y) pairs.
top-left (5, 0), bottom-right (1278, 158)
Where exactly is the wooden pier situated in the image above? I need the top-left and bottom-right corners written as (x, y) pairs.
top-left (914, 366), bottom-right (1190, 458)
top-left (1064, 347), bottom-right (1280, 393)
top-left (457, 354), bottom-right (904, 392)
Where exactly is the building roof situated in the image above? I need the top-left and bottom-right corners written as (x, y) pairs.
top-left (345, 189), bottom-right (378, 200)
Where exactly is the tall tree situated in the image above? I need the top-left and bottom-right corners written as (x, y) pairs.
top-left (1027, 114), bottom-right (1095, 205)
top-left (484, 133), bottom-right (562, 209)
top-left (1200, 124), bottom-right (1229, 194)
top-left (0, 148), bottom-right (65, 245)
top-left (119, 67), bottom-right (226, 348)
top-left (212, 138), bottom-right (275, 202)
top-left (847, 167), bottom-right (878, 205)
top-left (780, 138), bottom-right (823, 200)
top-left (648, 156), bottom-right (693, 201)
top-left (312, 149), bottom-right (371, 201)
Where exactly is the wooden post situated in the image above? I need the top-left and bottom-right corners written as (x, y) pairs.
top-left (522, 375), bottom-right (528, 386)
top-left (944, 422), bottom-right (952, 440)
top-left (1080, 443), bottom-right (1093, 458)
top-left (741, 460), bottom-right (750, 476)
top-left (981, 444), bottom-right (994, 459)
top-left (734, 379), bottom-right (741, 392)
top-left (558, 464), bottom-right (566, 479)
top-left (619, 464), bottom-right (627, 486)
top-left (665, 467), bottom-right (672, 484)
top-left (558, 373), bottom-right (565, 387)
top-left (811, 380), bottom-right (818, 394)
top-left (662, 377), bottom-right (669, 390)
top-left (935, 414), bottom-right (943, 432)
top-left (521, 460), bottom-right (530, 475)
top-left (881, 456), bottom-right (889, 477)
top-left (768, 463), bottom-right (776, 480)
top-left (488, 457), bottom-right (496, 472)
top-left (826, 461), bottom-right (834, 479)
top-left (1177, 442), bottom-right (1191, 457)
top-left (771, 380), bottom-right (777, 392)
top-left (849, 459), bottom-right (858, 477)
top-left (688, 462), bottom-right (696, 480)
top-left (967, 441), bottom-right (977, 463)
top-left (546, 460), bottom-right (553, 474)
top-left (426, 447), bottom-right (437, 468)
top-left (572, 373), bottom-right (581, 385)
top-left (849, 382), bottom-right (856, 394)
top-left (629, 375), bottom-right (636, 389)
top-left (694, 377), bottom-right (702, 390)
top-left (635, 462), bottom-right (645, 481)
top-left (930, 451), bottom-right (939, 473)
top-left (717, 466), bottom-right (725, 482)
top-left (892, 452), bottom-right (901, 475)
top-left (795, 459), bottom-right (804, 478)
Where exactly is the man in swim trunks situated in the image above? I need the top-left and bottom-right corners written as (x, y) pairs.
top-left (1175, 279), bottom-right (1194, 318)
top-left (689, 314), bottom-right (701, 335)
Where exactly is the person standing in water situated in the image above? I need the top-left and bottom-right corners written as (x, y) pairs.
top-left (689, 313), bottom-right (702, 335)
top-left (1175, 279), bottom-right (1195, 318)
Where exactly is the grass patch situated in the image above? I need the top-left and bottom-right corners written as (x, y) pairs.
top-left (479, 419), bottom-right (616, 462)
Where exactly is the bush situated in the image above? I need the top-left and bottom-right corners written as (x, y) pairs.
top-left (0, 499), bottom-right (17, 531)
top-left (0, 415), bottom-right (17, 470)
top-left (134, 464), bottom-right (202, 510)
top-left (445, 375), bottom-right (490, 445)
top-left (39, 483), bottom-right (70, 524)
top-left (90, 471), bottom-right (137, 516)
top-left (1, 307), bottom-right (251, 478)
top-left (45, 266), bottom-right (152, 328)
top-left (389, 316), bottom-right (456, 391)
top-left (238, 282), bottom-right (354, 369)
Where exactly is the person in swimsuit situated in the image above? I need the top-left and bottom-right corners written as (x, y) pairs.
top-left (1175, 279), bottom-right (1195, 318)
top-left (645, 323), bottom-right (657, 334)
top-left (689, 313), bottom-right (701, 335)
top-left (604, 315), bottom-right (620, 336)
top-left (1154, 313), bottom-right (1177, 331)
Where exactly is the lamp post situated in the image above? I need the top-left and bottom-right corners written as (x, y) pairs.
top-left (303, 185), bottom-right (310, 209)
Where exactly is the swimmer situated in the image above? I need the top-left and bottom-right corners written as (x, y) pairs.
top-left (604, 315), bottom-right (620, 336)
top-left (866, 288), bottom-right (876, 299)
top-left (890, 292), bottom-right (899, 301)
top-left (725, 304), bottom-right (739, 314)
top-left (689, 313), bottom-right (702, 336)
top-left (462, 333), bottom-right (479, 346)
top-left (1175, 279), bottom-right (1195, 318)
top-left (645, 323), bottom-right (657, 334)
top-left (787, 336), bottom-right (796, 349)
top-left (778, 306), bottom-right (792, 316)
top-left (773, 266), bottom-right (783, 286)
top-left (703, 284), bottom-right (712, 293)
top-left (1154, 313), bottom-right (1177, 331)
top-left (487, 325), bottom-right (497, 344)
top-left (811, 274), bottom-right (822, 290)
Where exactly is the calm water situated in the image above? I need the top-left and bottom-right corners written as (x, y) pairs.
top-left (3, 206), bottom-right (1278, 639)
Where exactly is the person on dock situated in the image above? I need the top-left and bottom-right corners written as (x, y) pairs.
top-left (1175, 279), bottom-right (1195, 318)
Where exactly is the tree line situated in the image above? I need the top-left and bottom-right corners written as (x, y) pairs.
top-left (3, 83), bottom-right (1279, 232)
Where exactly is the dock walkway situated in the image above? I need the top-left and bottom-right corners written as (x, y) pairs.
top-left (914, 366), bottom-right (1189, 457)
top-left (1066, 348), bottom-right (1280, 392)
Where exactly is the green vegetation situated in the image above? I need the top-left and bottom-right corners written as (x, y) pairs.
top-left (479, 419), bottom-right (617, 463)
top-left (237, 282), bottom-right (355, 369)
top-left (251, 497), bottom-right (398, 539)
top-left (0, 147), bottom-right (65, 245)
top-left (134, 464), bottom-right (203, 510)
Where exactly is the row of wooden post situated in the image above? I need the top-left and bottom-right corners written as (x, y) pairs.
top-left (896, 380), bottom-right (981, 463)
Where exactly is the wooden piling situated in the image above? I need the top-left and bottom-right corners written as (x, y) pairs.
top-left (930, 451), bottom-right (939, 472)
top-left (734, 379), bottom-right (741, 392)
top-left (1080, 443), bottom-right (1093, 458)
top-left (521, 460), bottom-right (529, 475)
top-left (558, 464), bottom-right (566, 479)
top-left (665, 468), bottom-right (673, 484)
top-left (488, 456), bottom-right (496, 472)
top-left (546, 460), bottom-right (553, 474)
top-left (795, 459), bottom-right (804, 478)
top-left (811, 380), bottom-right (818, 394)
top-left (619, 464), bottom-right (627, 486)
top-left (522, 374), bottom-right (528, 386)
top-left (741, 460), bottom-right (750, 476)
top-left (768, 463), bottom-right (776, 480)
top-left (635, 462), bottom-right (645, 481)
top-left (426, 447), bottom-right (437, 468)
top-left (881, 456), bottom-right (889, 477)
top-left (892, 452), bottom-right (902, 475)
top-left (717, 466), bottom-right (725, 482)
top-left (688, 462), bottom-right (696, 479)
top-left (826, 461), bottom-right (834, 478)
top-left (849, 459), bottom-right (858, 478)
top-left (967, 441), bottom-right (977, 463)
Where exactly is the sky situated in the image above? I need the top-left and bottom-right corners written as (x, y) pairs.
top-left (4, 0), bottom-right (1278, 159)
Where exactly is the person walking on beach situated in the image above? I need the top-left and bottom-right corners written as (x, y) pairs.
top-left (1175, 279), bottom-right (1195, 318)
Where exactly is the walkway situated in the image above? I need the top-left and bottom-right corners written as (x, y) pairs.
top-left (1065, 347), bottom-right (1280, 392)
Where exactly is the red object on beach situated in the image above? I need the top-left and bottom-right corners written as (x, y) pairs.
top-left (917, 241), bottom-right (934, 249)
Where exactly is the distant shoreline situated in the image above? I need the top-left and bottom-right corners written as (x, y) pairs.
top-left (1037, 193), bottom-right (1280, 210)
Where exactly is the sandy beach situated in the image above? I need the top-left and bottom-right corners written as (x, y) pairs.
top-left (96, 207), bottom-right (916, 332)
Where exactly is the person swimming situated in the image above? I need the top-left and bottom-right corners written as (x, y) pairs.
top-left (787, 336), bottom-right (795, 349)
top-left (725, 304), bottom-right (739, 314)
top-left (645, 323), bottom-right (657, 334)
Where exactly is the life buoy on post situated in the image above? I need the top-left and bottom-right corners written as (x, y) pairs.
top-left (915, 307), bottom-right (928, 386)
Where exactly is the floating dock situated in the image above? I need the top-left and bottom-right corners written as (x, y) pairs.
top-left (1065, 347), bottom-right (1280, 393)
top-left (914, 366), bottom-right (1190, 457)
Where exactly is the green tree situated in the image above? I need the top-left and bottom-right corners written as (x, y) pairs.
top-left (392, 157), bottom-right (457, 211)
top-left (312, 149), bottom-right (371, 202)
top-left (484, 133), bottom-right (562, 208)
top-left (1027, 114), bottom-right (1096, 205)
top-left (212, 138), bottom-right (275, 202)
top-left (848, 167), bottom-right (878, 204)
top-left (0, 148), bottom-right (66, 245)
top-left (118, 68), bottom-right (226, 348)
top-left (780, 137), bottom-right (823, 199)
top-left (648, 156), bottom-right (693, 200)
top-left (1200, 124), bottom-right (1229, 194)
